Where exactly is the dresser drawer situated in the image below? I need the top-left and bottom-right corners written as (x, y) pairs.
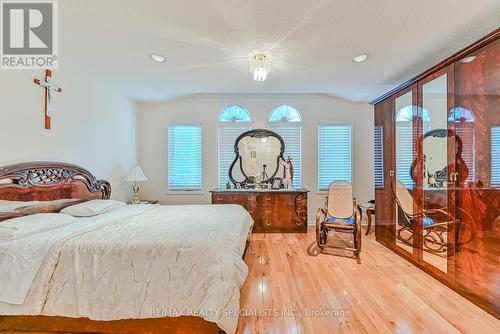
top-left (211, 190), bottom-right (308, 233)
top-left (256, 193), bottom-right (279, 204)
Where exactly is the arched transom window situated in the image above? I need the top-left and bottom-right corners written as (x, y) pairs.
top-left (218, 105), bottom-right (251, 122)
top-left (269, 105), bottom-right (302, 122)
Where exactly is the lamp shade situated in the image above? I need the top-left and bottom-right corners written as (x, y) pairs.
top-left (124, 166), bottom-right (148, 182)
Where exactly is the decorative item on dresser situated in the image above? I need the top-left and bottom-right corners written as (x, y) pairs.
top-left (211, 188), bottom-right (308, 233)
top-left (371, 28), bottom-right (500, 318)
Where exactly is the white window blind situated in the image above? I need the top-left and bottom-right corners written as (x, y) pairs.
top-left (317, 125), bottom-right (352, 191)
top-left (456, 127), bottom-right (475, 183)
top-left (168, 124), bottom-right (202, 191)
top-left (269, 125), bottom-right (302, 188)
top-left (374, 125), bottom-right (384, 188)
top-left (218, 125), bottom-right (250, 188)
top-left (492, 127), bottom-right (500, 186)
top-left (396, 125), bottom-right (413, 188)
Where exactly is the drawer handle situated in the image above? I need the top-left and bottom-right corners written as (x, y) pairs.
top-left (266, 209), bottom-right (272, 214)
top-left (265, 196), bottom-right (272, 201)
top-left (265, 220), bottom-right (272, 226)
top-left (296, 221), bottom-right (302, 225)
top-left (217, 197), bottom-right (223, 201)
top-left (248, 210), bottom-right (255, 214)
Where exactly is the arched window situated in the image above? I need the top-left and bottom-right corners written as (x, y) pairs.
top-left (448, 107), bottom-right (474, 122)
top-left (218, 105), bottom-right (251, 188)
top-left (218, 105), bottom-right (251, 122)
top-left (396, 105), bottom-right (431, 122)
top-left (268, 105), bottom-right (302, 188)
top-left (269, 105), bottom-right (302, 122)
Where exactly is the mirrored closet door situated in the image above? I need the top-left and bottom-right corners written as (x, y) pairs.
top-left (418, 65), bottom-right (455, 273)
top-left (394, 87), bottom-right (417, 255)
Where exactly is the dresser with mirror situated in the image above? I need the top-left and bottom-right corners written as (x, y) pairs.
top-left (211, 129), bottom-right (308, 233)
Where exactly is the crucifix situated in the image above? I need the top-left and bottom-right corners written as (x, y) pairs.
top-left (34, 69), bottom-right (62, 129)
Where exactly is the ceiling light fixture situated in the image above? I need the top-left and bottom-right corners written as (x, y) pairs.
top-left (150, 53), bottom-right (166, 63)
top-left (353, 53), bottom-right (368, 63)
top-left (249, 51), bottom-right (271, 82)
top-left (460, 55), bottom-right (476, 64)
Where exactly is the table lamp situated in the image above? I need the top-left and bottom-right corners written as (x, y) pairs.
top-left (124, 166), bottom-right (148, 204)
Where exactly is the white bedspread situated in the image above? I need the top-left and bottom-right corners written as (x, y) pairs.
top-left (0, 204), bottom-right (253, 334)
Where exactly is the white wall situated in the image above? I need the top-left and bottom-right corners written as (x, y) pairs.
top-left (0, 70), bottom-right (137, 202)
top-left (138, 93), bottom-right (374, 224)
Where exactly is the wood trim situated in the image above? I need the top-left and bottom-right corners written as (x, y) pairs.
top-left (0, 315), bottom-right (222, 334)
top-left (370, 27), bottom-right (500, 105)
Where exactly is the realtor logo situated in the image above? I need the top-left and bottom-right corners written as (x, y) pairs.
top-left (1, 0), bottom-right (58, 69)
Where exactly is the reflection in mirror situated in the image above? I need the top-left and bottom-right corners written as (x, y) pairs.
top-left (422, 74), bottom-right (449, 272)
top-left (238, 136), bottom-right (281, 180)
top-left (229, 129), bottom-right (285, 187)
top-left (395, 91), bottom-right (414, 253)
top-left (450, 107), bottom-right (475, 183)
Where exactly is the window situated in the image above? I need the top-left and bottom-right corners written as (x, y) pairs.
top-left (456, 127), bottom-right (475, 182)
top-left (268, 105), bottom-right (302, 188)
top-left (450, 108), bottom-right (475, 183)
top-left (269, 105), bottom-right (302, 122)
top-left (168, 124), bottom-right (202, 191)
top-left (317, 124), bottom-right (352, 191)
top-left (218, 105), bottom-right (251, 122)
top-left (396, 105), bottom-right (431, 188)
top-left (374, 125), bottom-right (384, 188)
top-left (492, 127), bottom-right (500, 186)
top-left (398, 105), bottom-right (431, 122)
top-left (218, 106), bottom-right (251, 188)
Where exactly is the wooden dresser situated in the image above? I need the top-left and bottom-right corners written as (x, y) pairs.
top-left (210, 189), bottom-right (308, 233)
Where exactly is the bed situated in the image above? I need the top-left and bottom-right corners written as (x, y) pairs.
top-left (0, 162), bottom-right (253, 333)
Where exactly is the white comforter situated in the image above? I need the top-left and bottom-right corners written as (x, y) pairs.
top-left (0, 204), bottom-right (253, 333)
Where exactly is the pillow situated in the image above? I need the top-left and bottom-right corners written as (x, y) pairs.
top-left (60, 199), bottom-right (125, 217)
top-left (0, 199), bottom-right (82, 213)
top-left (0, 213), bottom-right (76, 240)
top-left (0, 200), bottom-right (41, 213)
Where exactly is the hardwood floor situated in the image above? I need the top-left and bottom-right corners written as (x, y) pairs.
top-left (236, 227), bottom-right (500, 334)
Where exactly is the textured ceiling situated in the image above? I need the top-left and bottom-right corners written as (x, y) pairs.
top-left (61, 0), bottom-right (500, 102)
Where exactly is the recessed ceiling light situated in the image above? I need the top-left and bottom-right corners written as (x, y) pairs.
top-left (150, 54), bottom-right (166, 63)
top-left (460, 55), bottom-right (476, 64)
top-left (353, 53), bottom-right (368, 63)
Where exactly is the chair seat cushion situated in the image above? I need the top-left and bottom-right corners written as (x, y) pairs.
top-left (325, 217), bottom-right (355, 225)
top-left (409, 216), bottom-right (435, 227)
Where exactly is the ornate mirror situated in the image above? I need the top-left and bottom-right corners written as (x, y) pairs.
top-left (229, 129), bottom-right (285, 187)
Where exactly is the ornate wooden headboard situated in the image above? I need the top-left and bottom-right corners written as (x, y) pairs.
top-left (0, 162), bottom-right (111, 220)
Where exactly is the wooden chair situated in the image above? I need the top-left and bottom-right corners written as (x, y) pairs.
top-left (393, 179), bottom-right (452, 254)
top-left (315, 180), bottom-right (361, 263)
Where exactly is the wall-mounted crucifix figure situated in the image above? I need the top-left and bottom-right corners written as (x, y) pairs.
top-left (34, 69), bottom-right (62, 129)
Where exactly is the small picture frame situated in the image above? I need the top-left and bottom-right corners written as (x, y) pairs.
top-left (271, 177), bottom-right (282, 190)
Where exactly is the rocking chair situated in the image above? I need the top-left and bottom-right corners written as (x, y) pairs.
top-left (315, 181), bottom-right (361, 263)
top-left (394, 180), bottom-right (452, 254)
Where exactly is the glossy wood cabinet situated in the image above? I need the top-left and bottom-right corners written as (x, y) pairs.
top-left (210, 189), bottom-right (308, 233)
top-left (372, 28), bottom-right (500, 318)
